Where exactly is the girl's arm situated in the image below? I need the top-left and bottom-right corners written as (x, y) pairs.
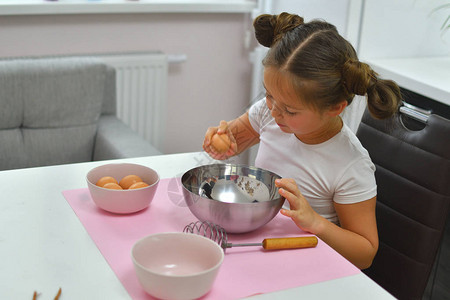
top-left (277, 178), bottom-right (378, 269)
top-left (203, 112), bottom-right (260, 160)
top-left (321, 198), bottom-right (378, 269)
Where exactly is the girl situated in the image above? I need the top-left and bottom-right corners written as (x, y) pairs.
top-left (203, 12), bottom-right (401, 269)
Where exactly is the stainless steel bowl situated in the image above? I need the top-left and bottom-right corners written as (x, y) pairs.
top-left (181, 164), bottom-right (284, 233)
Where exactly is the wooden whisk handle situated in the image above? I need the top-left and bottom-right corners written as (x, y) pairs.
top-left (262, 236), bottom-right (318, 250)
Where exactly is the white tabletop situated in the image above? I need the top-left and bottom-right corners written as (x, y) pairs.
top-left (365, 56), bottom-right (450, 106)
top-left (0, 152), bottom-right (395, 299)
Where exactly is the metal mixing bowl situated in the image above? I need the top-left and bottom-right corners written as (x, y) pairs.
top-left (181, 164), bottom-right (284, 233)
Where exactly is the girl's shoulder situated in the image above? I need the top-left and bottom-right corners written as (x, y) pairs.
top-left (248, 98), bottom-right (273, 132)
top-left (316, 123), bottom-right (371, 167)
top-left (249, 98), bottom-right (269, 117)
top-left (340, 123), bottom-right (370, 157)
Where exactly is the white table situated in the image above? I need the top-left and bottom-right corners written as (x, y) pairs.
top-left (0, 152), bottom-right (395, 299)
top-left (366, 56), bottom-right (450, 107)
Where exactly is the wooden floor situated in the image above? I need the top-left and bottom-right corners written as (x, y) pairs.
top-left (424, 217), bottom-right (450, 300)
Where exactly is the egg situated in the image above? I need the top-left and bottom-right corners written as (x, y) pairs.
top-left (96, 176), bottom-right (118, 187)
top-left (129, 181), bottom-right (149, 189)
top-left (119, 175), bottom-right (143, 189)
top-left (102, 182), bottom-right (123, 190)
top-left (211, 133), bottom-right (231, 154)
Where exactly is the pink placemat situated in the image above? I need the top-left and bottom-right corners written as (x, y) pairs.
top-left (63, 177), bottom-right (360, 299)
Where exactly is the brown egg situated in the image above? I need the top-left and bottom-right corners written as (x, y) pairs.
top-left (211, 133), bottom-right (231, 154)
top-left (102, 182), bottom-right (123, 190)
top-left (129, 181), bottom-right (149, 189)
top-left (96, 176), bottom-right (118, 187)
top-left (119, 175), bottom-right (143, 189)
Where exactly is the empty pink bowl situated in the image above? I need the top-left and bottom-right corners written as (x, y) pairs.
top-left (131, 232), bottom-right (224, 300)
top-left (86, 163), bottom-right (159, 214)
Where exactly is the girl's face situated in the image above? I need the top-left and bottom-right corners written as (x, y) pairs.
top-left (263, 67), bottom-right (342, 143)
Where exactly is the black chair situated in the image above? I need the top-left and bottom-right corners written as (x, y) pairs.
top-left (356, 104), bottom-right (450, 300)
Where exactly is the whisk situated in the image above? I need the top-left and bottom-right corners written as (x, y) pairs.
top-left (183, 221), bottom-right (318, 252)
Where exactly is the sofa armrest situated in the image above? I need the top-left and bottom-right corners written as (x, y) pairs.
top-left (93, 115), bottom-right (162, 161)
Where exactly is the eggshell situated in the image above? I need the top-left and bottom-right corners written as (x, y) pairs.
top-left (129, 181), bottom-right (149, 189)
top-left (119, 175), bottom-right (143, 189)
top-left (211, 134), bottom-right (231, 154)
top-left (96, 176), bottom-right (118, 187)
top-left (103, 182), bottom-right (123, 190)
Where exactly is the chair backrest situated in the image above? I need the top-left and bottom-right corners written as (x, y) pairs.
top-left (356, 108), bottom-right (450, 300)
top-left (0, 56), bottom-right (116, 170)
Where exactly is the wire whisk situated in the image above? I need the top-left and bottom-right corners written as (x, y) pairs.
top-left (183, 221), bottom-right (229, 250)
top-left (183, 220), bottom-right (318, 252)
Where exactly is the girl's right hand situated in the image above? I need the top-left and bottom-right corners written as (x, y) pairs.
top-left (203, 120), bottom-right (237, 160)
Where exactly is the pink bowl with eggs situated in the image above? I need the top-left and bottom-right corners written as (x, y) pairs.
top-left (86, 163), bottom-right (159, 214)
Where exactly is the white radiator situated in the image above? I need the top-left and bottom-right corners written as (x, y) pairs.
top-left (98, 52), bottom-right (168, 151)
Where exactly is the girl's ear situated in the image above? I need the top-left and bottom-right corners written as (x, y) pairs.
top-left (327, 101), bottom-right (348, 117)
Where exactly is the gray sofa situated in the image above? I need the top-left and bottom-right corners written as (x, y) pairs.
top-left (0, 56), bottom-right (161, 171)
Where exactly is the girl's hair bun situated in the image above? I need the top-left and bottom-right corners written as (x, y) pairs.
top-left (342, 59), bottom-right (401, 119)
top-left (341, 59), bottom-right (374, 96)
top-left (253, 12), bottom-right (304, 47)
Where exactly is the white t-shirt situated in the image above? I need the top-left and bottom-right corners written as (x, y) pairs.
top-left (248, 99), bottom-right (377, 224)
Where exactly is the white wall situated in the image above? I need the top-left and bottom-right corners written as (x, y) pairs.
top-left (269, 0), bottom-right (350, 38)
top-left (0, 13), bottom-right (253, 161)
top-left (359, 0), bottom-right (450, 59)
top-left (269, 0), bottom-right (450, 59)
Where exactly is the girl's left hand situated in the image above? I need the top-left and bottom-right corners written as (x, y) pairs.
top-left (276, 178), bottom-right (323, 234)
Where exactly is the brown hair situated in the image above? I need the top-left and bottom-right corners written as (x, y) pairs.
top-left (253, 12), bottom-right (401, 119)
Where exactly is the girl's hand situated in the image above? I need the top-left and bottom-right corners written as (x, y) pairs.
top-left (203, 120), bottom-right (238, 160)
top-left (276, 178), bottom-right (323, 234)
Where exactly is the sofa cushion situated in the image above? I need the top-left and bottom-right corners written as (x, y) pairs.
top-left (0, 66), bottom-right (24, 129)
top-left (13, 57), bottom-right (105, 127)
top-left (0, 57), bottom-right (109, 170)
top-left (0, 129), bottom-right (28, 170)
top-left (23, 125), bottom-right (98, 168)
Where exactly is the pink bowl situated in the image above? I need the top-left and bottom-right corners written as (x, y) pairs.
top-left (131, 232), bottom-right (224, 300)
top-left (86, 163), bottom-right (159, 214)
